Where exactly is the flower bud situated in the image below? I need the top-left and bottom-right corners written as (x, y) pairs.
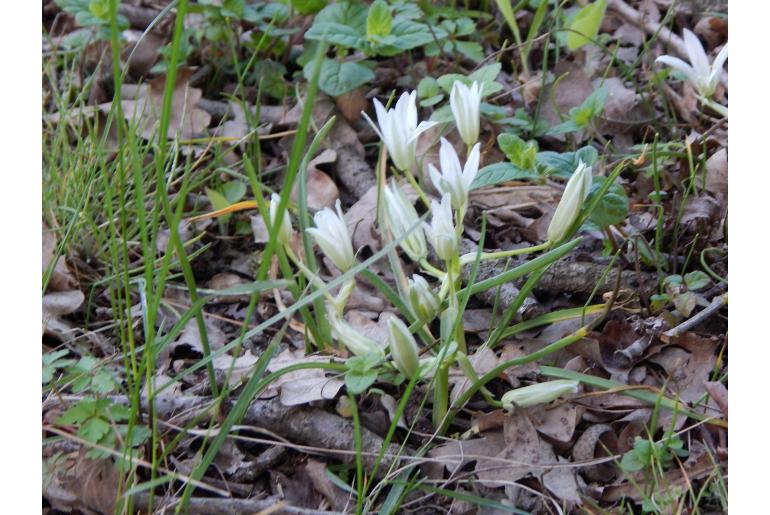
top-left (501, 379), bottom-right (579, 410)
top-left (424, 194), bottom-right (458, 262)
top-left (269, 194), bottom-right (292, 246)
top-left (307, 199), bottom-right (355, 271)
top-left (384, 181), bottom-right (427, 262)
top-left (328, 305), bottom-right (383, 357)
top-left (450, 80), bottom-right (482, 146)
top-left (428, 138), bottom-right (480, 212)
top-left (546, 161), bottom-right (592, 244)
top-left (387, 317), bottom-right (420, 379)
top-left (407, 274), bottom-right (440, 323)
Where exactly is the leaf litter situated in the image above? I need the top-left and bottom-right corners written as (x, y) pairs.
top-left (42, 1), bottom-right (729, 512)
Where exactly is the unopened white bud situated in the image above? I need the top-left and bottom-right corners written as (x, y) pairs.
top-left (384, 181), bottom-right (427, 262)
top-left (269, 194), bottom-right (292, 246)
top-left (387, 317), bottom-right (420, 379)
top-left (501, 380), bottom-right (579, 410)
top-left (546, 161), bottom-right (592, 244)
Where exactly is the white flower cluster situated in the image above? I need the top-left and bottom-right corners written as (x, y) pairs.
top-left (272, 77), bottom-right (593, 386)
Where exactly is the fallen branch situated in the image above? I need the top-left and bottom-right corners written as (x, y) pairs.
top-left (48, 394), bottom-right (404, 475)
top-left (661, 293), bottom-right (727, 343)
top-left (134, 492), bottom-right (341, 515)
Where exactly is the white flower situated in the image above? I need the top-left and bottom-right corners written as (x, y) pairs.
top-left (655, 29), bottom-right (728, 98)
top-left (328, 304), bottom-right (384, 357)
top-left (501, 380), bottom-right (579, 410)
top-left (269, 194), bottom-right (292, 246)
top-left (450, 80), bottom-right (482, 146)
top-left (362, 91), bottom-right (437, 172)
top-left (424, 194), bottom-right (458, 262)
top-left (307, 200), bottom-right (355, 271)
top-left (384, 181), bottom-right (427, 262)
top-left (428, 138), bottom-right (480, 212)
top-left (546, 161), bottom-right (592, 244)
top-left (407, 274), bottom-right (440, 323)
top-left (387, 317), bottom-right (420, 379)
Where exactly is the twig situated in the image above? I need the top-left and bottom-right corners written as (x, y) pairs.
top-left (133, 492), bottom-right (343, 515)
top-left (661, 293), bottom-right (727, 343)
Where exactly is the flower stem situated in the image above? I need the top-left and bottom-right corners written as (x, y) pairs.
top-left (459, 241), bottom-right (551, 266)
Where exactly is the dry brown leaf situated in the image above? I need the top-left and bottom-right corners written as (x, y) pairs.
top-left (704, 148), bottom-right (727, 197)
top-left (542, 456), bottom-right (582, 505)
top-left (450, 347), bottom-right (500, 405)
top-left (424, 431), bottom-right (506, 479)
top-left (43, 222), bottom-right (77, 292)
top-left (305, 459), bottom-right (351, 511)
top-left (261, 349), bottom-right (344, 406)
top-left (171, 318), bottom-right (227, 356)
top-left (119, 68), bottom-right (211, 141)
top-left (334, 87), bottom-right (367, 123)
top-left (475, 410), bottom-right (554, 486)
top-left (295, 148), bottom-right (339, 210)
top-left (212, 352), bottom-right (260, 388)
top-left (122, 29), bottom-right (166, 78)
top-left (344, 185), bottom-right (380, 254)
top-left (538, 62), bottom-right (594, 138)
top-left (529, 403), bottom-right (580, 443)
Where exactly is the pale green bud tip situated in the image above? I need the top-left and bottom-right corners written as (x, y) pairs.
top-left (269, 194), bottom-right (292, 246)
top-left (329, 305), bottom-right (383, 357)
top-left (501, 379), bottom-right (580, 410)
top-left (546, 161), bottom-right (592, 244)
top-left (384, 181), bottom-right (427, 262)
top-left (387, 317), bottom-right (420, 379)
top-left (408, 274), bottom-right (440, 323)
top-left (425, 194), bottom-right (458, 262)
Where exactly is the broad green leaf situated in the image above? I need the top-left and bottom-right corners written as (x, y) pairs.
top-left (305, 2), bottom-right (368, 49)
top-left (684, 271), bottom-right (711, 291)
top-left (587, 176), bottom-right (629, 227)
top-left (471, 163), bottom-right (540, 190)
top-left (567, 0), bottom-right (607, 50)
top-left (79, 417), bottom-right (110, 443)
top-left (366, 0), bottom-right (392, 39)
top-left (498, 133), bottom-right (538, 170)
top-left (345, 368), bottom-right (378, 394)
top-left (536, 146), bottom-right (599, 178)
top-left (308, 58), bottom-right (374, 97)
top-left (291, 0), bottom-right (326, 15)
top-left (374, 20), bottom-right (437, 55)
top-left (417, 76), bottom-right (440, 99)
top-left (221, 180), bottom-right (247, 204)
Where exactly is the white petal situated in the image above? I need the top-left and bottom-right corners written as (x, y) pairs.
top-left (656, 55), bottom-right (699, 86)
top-left (409, 120), bottom-right (438, 142)
top-left (462, 143), bottom-right (481, 189)
top-left (683, 29), bottom-right (710, 79)
top-left (361, 109), bottom-right (384, 141)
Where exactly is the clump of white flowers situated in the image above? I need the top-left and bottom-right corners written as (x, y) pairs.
top-left (269, 78), bottom-right (597, 432)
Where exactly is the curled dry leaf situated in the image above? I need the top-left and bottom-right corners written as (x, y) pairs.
top-left (170, 318), bottom-right (227, 356)
top-left (293, 148), bottom-right (340, 210)
top-left (261, 348), bottom-right (344, 406)
top-left (450, 347), bottom-right (500, 405)
top-left (43, 222), bottom-right (77, 292)
top-left (475, 410), bottom-right (554, 486)
top-left (119, 68), bottom-right (211, 141)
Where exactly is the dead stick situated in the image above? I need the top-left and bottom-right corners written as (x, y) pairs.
top-left (661, 293), bottom-right (727, 343)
